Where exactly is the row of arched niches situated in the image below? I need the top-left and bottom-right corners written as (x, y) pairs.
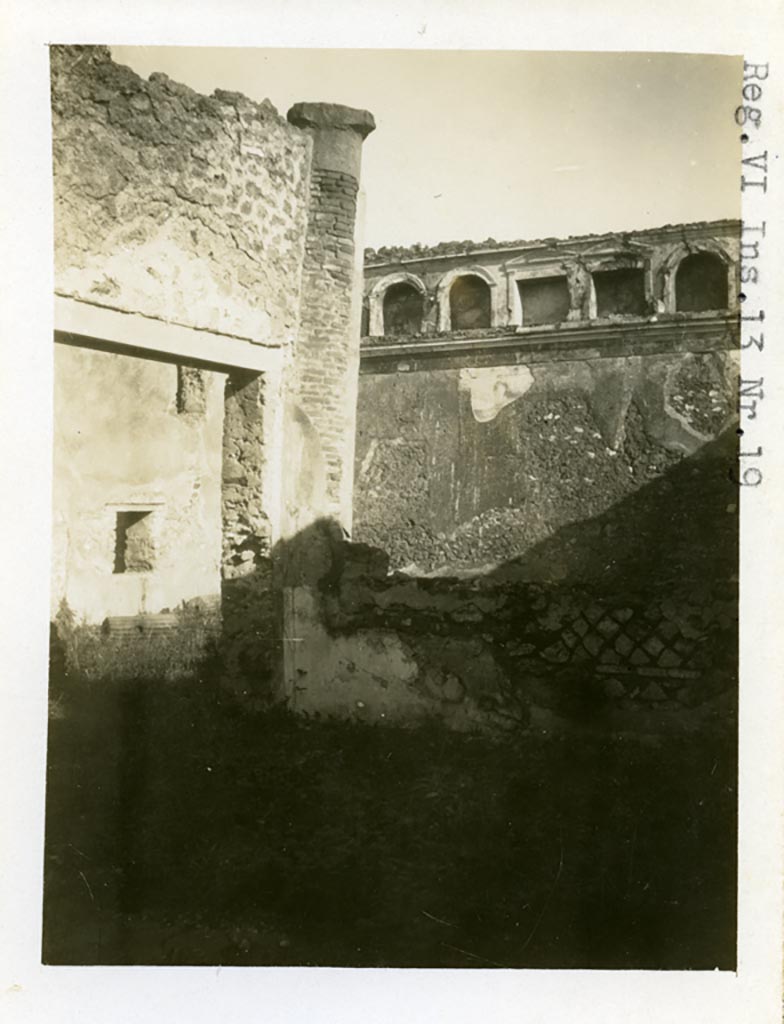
top-left (362, 228), bottom-right (740, 338)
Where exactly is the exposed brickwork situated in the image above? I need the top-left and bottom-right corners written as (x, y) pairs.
top-left (293, 168), bottom-right (361, 520)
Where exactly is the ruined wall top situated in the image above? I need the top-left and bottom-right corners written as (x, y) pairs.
top-left (364, 219), bottom-right (741, 267)
top-left (51, 45), bottom-right (314, 347)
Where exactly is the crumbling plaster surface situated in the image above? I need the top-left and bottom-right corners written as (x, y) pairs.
top-left (354, 348), bottom-right (738, 574)
top-left (282, 548), bottom-right (510, 732)
top-left (51, 345), bottom-right (225, 622)
top-left (51, 45), bottom-right (312, 344)
top-left (281, 517), bottom-right (736, 735)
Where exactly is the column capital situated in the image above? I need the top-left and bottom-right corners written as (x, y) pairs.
top-left (288, 102), bottom-right (375, 179)
top-left (287, 102), bottom-right (376, 140)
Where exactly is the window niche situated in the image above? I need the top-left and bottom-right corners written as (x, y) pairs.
top-left (383, 282), bottom-right (424, 336)
top-left (449, 275), bottom-right (492, 330)
top-left (517, 275), bottom-right (571, 326)
top-left (114, 510), bottom-right (155, 574)
top-left (592, 267), bottom-right (647, 317)
top-left (675, 252), bottom-right (729, 312)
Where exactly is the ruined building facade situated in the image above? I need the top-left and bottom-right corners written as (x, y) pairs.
top-left (51, 47), bottom-right (739, 732)
top-left (286, 223), bottom-right (740, 732)
top-left (356, 223), bottom-right (740, 573)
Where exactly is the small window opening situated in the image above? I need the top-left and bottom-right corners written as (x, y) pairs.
top-left (114, 511), bottom-right (155, 574)
top-left (383, 283), bottom-right (424, 336)
top-left (593, 267), bottom-right (647, 317)
top-left (675, 252), bottom-right (729, 312)
top-left (449, 275), bottom-right (492, 330)
top-left (517, 276), bottom-right (571, 326)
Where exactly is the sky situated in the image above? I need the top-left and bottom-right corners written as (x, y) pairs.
top-left (111, 47), bottom-right (741, 250)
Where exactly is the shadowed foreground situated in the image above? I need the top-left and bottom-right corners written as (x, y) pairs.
top-left (43, 661), bottom-right (736, 969)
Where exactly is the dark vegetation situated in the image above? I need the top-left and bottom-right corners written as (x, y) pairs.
top-left (44, 612), bottom-right (736, 970)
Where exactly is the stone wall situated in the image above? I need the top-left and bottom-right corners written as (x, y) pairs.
top-left (286, 419), bottom-right (736, 733)
top-left (51, 48), bottom-right (376, 697)
top-left (51, 45), bottom-right (312, 345)
top-left (357, 221), bottom-right (740, 577)
top-left (220, 371), bottom-right (280, 693)
top-left (50, 43), bottom-right (315, 646)
top-left (355, 342), bottom-right (739, 575)
top-left (340, 258), bottom-right (741, 733)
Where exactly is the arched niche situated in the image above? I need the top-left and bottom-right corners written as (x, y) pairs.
top-left (367, 272), bottom-right (427, 337)
top-left (383, 281), bottom-right (425, 336)
top-left (674, 251), bottom-right (730, 312)
top-left (662, 242), bottom-right (735, 314)
top-left (436, 266), bottom-right (498, 332)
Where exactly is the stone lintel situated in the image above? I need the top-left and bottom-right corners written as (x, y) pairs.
top-left (54, 295), bottom-right (284, 373)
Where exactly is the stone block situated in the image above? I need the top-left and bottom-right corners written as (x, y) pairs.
top-left (541, 641), bottom-right (570, 664)
top-left (640, 682), bottom-right (666, 702)
top-left (599, 647), bottom-right (621, 665)
top-left (596, 617), bottom-right (620, 639)
top-left (572, 616), bottom-right (589, 637)
top-left (507, 641), bottom-right (537, 656)
top-left (603, 677), bottom-right (626, 699)
top-left (614, 633), bottom-right (634, 657)
top-left (584, 603), bottom-right (604, 624)
top-left (612, 607), bottom-right (634, 623)
top-left (582, 634), bottom-right (603, 657)
top-left (659, 620), bottom-right (680, 641)
top-left (658, 648), bottom-right (682, 668)
top-left (561, 628), bottom-right (579, 648)
top-left (643, 635), bottom-right (665, 657)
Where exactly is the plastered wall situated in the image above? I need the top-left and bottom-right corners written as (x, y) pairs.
top-left (51, 346), bottom-right (225, 622)
top-left (51, 45), bottom-right (312, 345)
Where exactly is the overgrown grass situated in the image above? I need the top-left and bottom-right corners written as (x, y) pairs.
top-left (43, 629), bottom-right (736, 969)
top-left (51, 599), bottom-right (220, 688)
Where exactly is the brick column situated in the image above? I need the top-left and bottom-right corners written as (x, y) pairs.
top-left (286, 102), bottom-right (375, 533)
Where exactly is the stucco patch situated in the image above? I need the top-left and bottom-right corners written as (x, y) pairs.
top-left (458, 365), bottom-right (534, 422)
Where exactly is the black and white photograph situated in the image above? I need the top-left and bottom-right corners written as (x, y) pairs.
top-left (43, 42), bottom-right (743, 969)
top-left (1, 4), bottom-right (783, 1022)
